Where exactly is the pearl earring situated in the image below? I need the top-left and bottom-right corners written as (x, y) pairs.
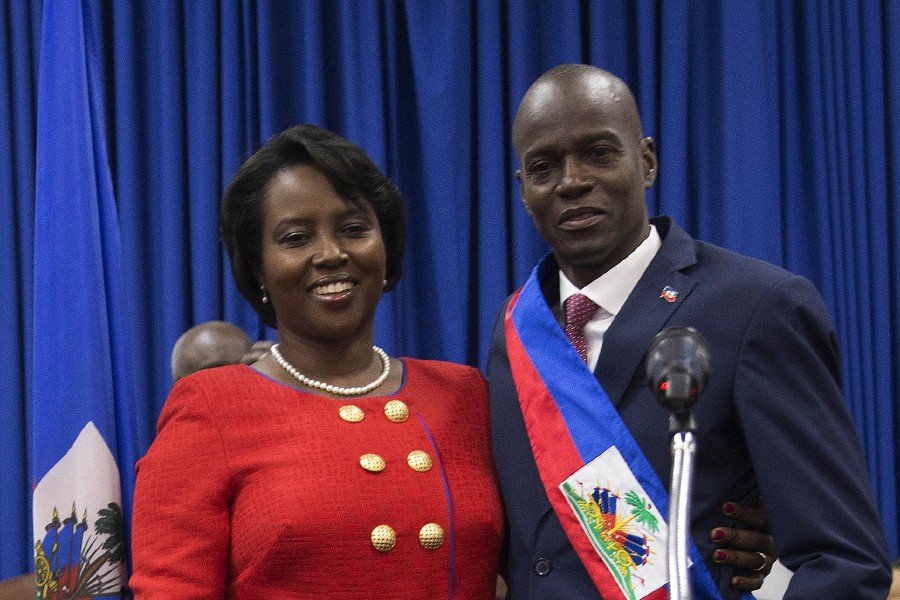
top-left (260, 286), bottom-right (269, 304)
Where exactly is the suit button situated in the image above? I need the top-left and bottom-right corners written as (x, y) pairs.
top-left (407, 450), bottom-right (433, 472)
top-left (371, 525), bottom-right (396, 552)
top-left (338, 404), bottom-right (364, 422)
top-left (359, 453), bottom-right (386, 473)
top-left (533, 557), bottom-right (552, 576)
top-left (384, 399), bottom-right (409, 423)
top-left (418, 523), bottom-right (445, 549)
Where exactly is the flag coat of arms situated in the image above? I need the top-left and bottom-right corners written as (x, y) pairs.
top-left (560, 446), bottom-right (681, 599)
top-left (30, 0), bottom-right (140, 597)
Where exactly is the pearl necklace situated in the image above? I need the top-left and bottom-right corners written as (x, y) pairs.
top-left (270, 343), bottom-right (390, 396)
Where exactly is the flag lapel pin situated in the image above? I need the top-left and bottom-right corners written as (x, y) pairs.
top-left (660, 286), bottom-right (678, 302)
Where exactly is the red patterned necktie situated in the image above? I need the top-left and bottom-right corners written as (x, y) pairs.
top-left (564, 293), bottom-right (599, 363)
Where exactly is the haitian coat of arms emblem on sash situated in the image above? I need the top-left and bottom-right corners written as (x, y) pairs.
top-left (561, 446), bottom-right (682, 600)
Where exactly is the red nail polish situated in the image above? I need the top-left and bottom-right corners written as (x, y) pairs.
top-left (714, 550), bottom-right (727, 562)
top-left (712, 529), bottom-right (725, 541)
top-left (723, 502), bottom-right (736, 515)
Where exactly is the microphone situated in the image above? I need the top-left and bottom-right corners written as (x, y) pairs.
top-left (646, 326), bottom-right (711, 417)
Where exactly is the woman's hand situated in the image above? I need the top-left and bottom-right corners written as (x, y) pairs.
top-left (710, 501), bottom-right (776, 591)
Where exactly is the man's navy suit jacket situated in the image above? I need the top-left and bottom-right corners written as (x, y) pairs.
top-left (488, 216), bottom-right (890, 599)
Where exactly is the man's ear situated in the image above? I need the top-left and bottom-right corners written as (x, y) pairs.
top-left (515, 169), bottom-right (534, 216)
top-left (641, 137), bottom-right (658, 189)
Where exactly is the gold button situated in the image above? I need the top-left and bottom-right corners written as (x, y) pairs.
top-left (360, 453), bottom-right (386, 473)
top-left (384, 399), bottom-right (409, 423)
top-left (407, 450), bottom-right (433, 472)
top-left (371, 524), bottom-right (396, 552)
top-left (419, 523), bottom-right (444, 550)
top-left (338, 405), bottom-right (365, 422)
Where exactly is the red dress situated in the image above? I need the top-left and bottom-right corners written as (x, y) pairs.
top-left (131, 360), bottom-right (503, 599)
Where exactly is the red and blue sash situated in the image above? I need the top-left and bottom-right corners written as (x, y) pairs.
top-left (505, 261), bottom-right (730, 600)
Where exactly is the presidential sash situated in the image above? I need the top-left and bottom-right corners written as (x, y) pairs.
top-left (505, 258), bottom-right (738, 600)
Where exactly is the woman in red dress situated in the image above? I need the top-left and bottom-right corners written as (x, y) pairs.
top-left (131, 124), bottom-right (504, 599)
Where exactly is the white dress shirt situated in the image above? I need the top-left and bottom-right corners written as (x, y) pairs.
top-left (559, 224), bottom-right (662, 371)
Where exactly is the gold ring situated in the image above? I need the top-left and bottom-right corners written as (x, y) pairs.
top-left (753, 551), bottom-right (768, 572)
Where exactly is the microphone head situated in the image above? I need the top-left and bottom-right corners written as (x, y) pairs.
top-left (646, 326), bottom-right (711, 413)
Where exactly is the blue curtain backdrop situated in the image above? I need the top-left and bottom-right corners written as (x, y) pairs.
top-left (1, 0), bottom-right (897, 576)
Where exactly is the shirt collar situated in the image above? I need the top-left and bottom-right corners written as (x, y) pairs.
top-left (559, 224), bottom-right (662, 316)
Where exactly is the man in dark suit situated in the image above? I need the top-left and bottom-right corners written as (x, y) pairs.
top-left (488, 64), bottom-right (891, 599)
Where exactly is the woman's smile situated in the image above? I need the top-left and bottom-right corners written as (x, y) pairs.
top-left (309, 276), bottom-right (357, 302)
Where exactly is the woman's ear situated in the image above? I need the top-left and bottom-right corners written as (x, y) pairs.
top-left (254, 269), bottom-right (268, 304)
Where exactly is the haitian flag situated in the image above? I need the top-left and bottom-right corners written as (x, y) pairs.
top-left (31, 0), bottom-right (138, 597)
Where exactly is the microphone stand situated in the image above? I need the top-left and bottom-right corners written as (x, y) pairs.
top-left (667, 407), bottom-right (696, 600)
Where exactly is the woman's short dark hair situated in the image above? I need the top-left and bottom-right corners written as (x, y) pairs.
top-left (219, 124), bottom-right (406, 328)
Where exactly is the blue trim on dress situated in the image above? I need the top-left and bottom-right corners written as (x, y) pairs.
top-left (415, 411), bottom-right (455, 600)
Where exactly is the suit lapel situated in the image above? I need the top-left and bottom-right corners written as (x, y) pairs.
top-left (595, 218), bottom-right (699, 406)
